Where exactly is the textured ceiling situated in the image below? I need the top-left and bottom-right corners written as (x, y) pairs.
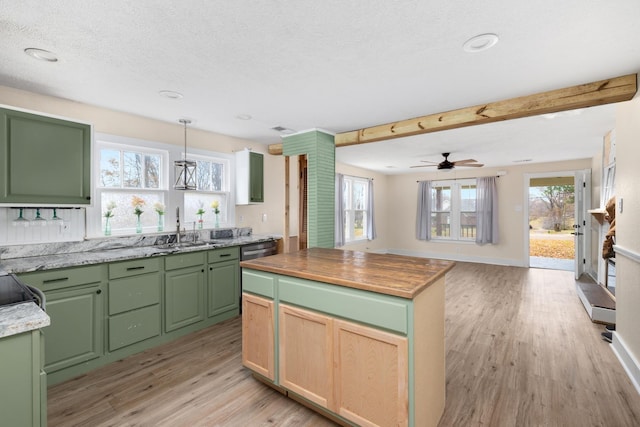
top-left (1, 0), bottom-right (639, 174)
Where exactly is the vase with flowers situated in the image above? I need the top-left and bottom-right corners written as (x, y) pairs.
top-left (154, 202), bottom-right (165, 232)
top-left (104, 201), bottom-right (116, 236)
top-left (211, 200), bottom-right (220, 228)
top-left (131, 196), bottom-right (145, 233)
top-left (196, 201), bottom-right (206, 229)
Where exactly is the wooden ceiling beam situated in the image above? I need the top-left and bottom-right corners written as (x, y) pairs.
top-left (267, 73), bottom-right (637, 155)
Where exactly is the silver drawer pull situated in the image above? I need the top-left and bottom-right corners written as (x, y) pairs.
top-left (126, 266), bottom-right (145, 271)
top-left (219, 253), bottom-right (232, 257)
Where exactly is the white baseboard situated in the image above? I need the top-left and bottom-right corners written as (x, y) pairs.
top-left (385, 248), bottom-right (524, 267)
top-left (611, 333), bottom-right (640, 396)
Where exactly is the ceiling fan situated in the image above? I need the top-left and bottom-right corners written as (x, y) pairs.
top-left (411, 152), bottom-right (484, 170)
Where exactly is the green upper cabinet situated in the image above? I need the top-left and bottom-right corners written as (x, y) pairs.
top-left (236, 149), bottom-right (263, 204)
top-left (0, 107), bottom-right (92, 205)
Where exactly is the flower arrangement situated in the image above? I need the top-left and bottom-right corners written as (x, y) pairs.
top-left (103, 201), bottom-right (116, 236)
top-left (104, 201), bottom-right (116, 218)
top-left (211, 200), bottom-right (220, 228)
top-left (196, 201), bottom-right (205, 229)
top-left (210, 200), bottom-right (220, 214)
top-left (153, 202), bottom-right (165, 215)
top-left (131, 196), bottom-right (146, 233)
top-left (131, 196), bottom-right (146, 216)
top-left (196, 200), bottom-right (206, 216)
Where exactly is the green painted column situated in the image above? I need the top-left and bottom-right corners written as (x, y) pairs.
top-left (282, 130), bottom-right (335, 248)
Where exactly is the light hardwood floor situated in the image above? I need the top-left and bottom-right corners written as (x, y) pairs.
top-left (48, 263), bottom-right (640, 426)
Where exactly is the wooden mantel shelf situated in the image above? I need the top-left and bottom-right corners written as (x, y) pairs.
top-left (240, 248), bottom-right (455, 299)
top-left (588, 208), bottom-right (607, 225)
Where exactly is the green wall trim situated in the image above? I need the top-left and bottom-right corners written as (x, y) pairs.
top-left (283, 130), bottom-right (335, 248)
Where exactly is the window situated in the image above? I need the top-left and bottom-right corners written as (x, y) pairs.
top-left (342, 176), bottom-right (370, 243)
top-left (90, 135), bottom-right (236, 238)
top-left (183, 155), bottom-right (231, 227)
top-left (95, 141), bottom-right (169, 235)
top-left (431, 179), bottom-right (476, 241)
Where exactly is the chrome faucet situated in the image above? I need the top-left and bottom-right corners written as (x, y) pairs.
top-left (176, 206), bottom-right (181, 244)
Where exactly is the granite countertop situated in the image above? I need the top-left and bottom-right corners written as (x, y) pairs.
top-left (0, 234), bottom-right (279, 274)
top-left (240, 247), bottom-right (455, 299)
top-left (0, 302), bottom-right (50, 339)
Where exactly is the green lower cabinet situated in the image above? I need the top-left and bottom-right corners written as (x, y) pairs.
top-left (41, 283), bottom-right (104, 373)
top-left (0, 330), bottom-right (44, 427)
top-left (208, 259), bottom-right (240, 317)
top-left (165, 265), bottom-right (205, 332)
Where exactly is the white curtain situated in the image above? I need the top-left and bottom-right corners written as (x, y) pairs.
top-left (416, 180), bottom-right (432, 241)
top-left (476, 176), bottom-right (499, 245)
top-left (366, 178), bottom-right (376, 240)
top-left (335, 173), bottom-right (345, 247)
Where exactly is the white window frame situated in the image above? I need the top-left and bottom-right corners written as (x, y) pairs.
top-left (430, 179), bottom-right (477, 242)
top-left (182, 153), bottom-right (231, 228)
top-left (87, 133), bottom-right (236, 238)
top-left (91, 139), bottom-right (169, 236)
top-left (343, 175), bottom-right (370, 244)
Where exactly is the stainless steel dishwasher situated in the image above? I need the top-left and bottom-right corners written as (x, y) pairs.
top-left (239, 240), bottom-right (278, 311)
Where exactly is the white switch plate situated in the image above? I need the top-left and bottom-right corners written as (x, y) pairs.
top-left (262, 213), bottom-right (267, 222)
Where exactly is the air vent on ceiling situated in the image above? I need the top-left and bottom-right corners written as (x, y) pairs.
top-left (271, 126), bottom-right (296, 134)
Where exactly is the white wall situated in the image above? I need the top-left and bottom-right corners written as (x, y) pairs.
top-left (612, 95), bottom-right (640, 390)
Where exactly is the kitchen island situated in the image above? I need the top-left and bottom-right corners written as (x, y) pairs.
top-left (240, 248), bottom-right (455, 427)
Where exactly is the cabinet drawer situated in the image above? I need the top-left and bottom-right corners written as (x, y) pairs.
top-left (208, 246), bottom-right (239, 263)
top-left (109, 305), bottom-right (161, 351)
top-left (165, 252), bottom-right (205, 271)
top-left (242, 270), bottom-right (275, 298)
top-left (279, 277), bottom-right (409, 335)
top-left (109, 257), bottom-right (161, 279)
top-left (109, 273), bottom-right (161, 315)
top-left (20, 264), bottom-right (104, 291)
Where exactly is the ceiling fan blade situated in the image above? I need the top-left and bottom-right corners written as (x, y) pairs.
top-left (460, 163), bottom-right (484, 167)
top-left (410, 164), bottom-right (438, 168)
top-left (452, 159), bottom-right (477, 164)
top-left (419, 160), bottom-right (440, 164)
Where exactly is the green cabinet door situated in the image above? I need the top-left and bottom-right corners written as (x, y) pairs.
top-left (0, 331), bottom-right (43, 427)
top-left (208, 259), bottom-right (240, 317)
top-left (249, 151), bottom-right (264, 203)
top-left (41, 283), bottom-right (104, 373)
top-left (165, 265), bottom-right (205, 332)
top-left (0, 107), bottom-right (91, 205)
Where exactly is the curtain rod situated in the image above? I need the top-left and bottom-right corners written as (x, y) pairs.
top-left (341, 173), bottom-right (373, 181)
top-left (416, 176), bottom-right (501, 183)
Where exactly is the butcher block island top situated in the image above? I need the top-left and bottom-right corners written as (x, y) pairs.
top-left (239, 247), bottom-right (455, 299)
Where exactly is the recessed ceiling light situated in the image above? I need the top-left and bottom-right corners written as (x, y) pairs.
top-left (462, 34), bottom-right (499, 53)
top-left (159, 90), bottom-right (183, 100)
top-left (24, 48), bottom-right (58, 62)
top-left (236, 114), bottom-right (252, 120)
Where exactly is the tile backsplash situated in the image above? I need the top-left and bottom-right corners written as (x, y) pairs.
top-left (0, 207), bottom-right (85, 246)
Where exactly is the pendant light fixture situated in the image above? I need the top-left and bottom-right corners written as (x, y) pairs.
top-left (174, 118), bottom-right (197, 190)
